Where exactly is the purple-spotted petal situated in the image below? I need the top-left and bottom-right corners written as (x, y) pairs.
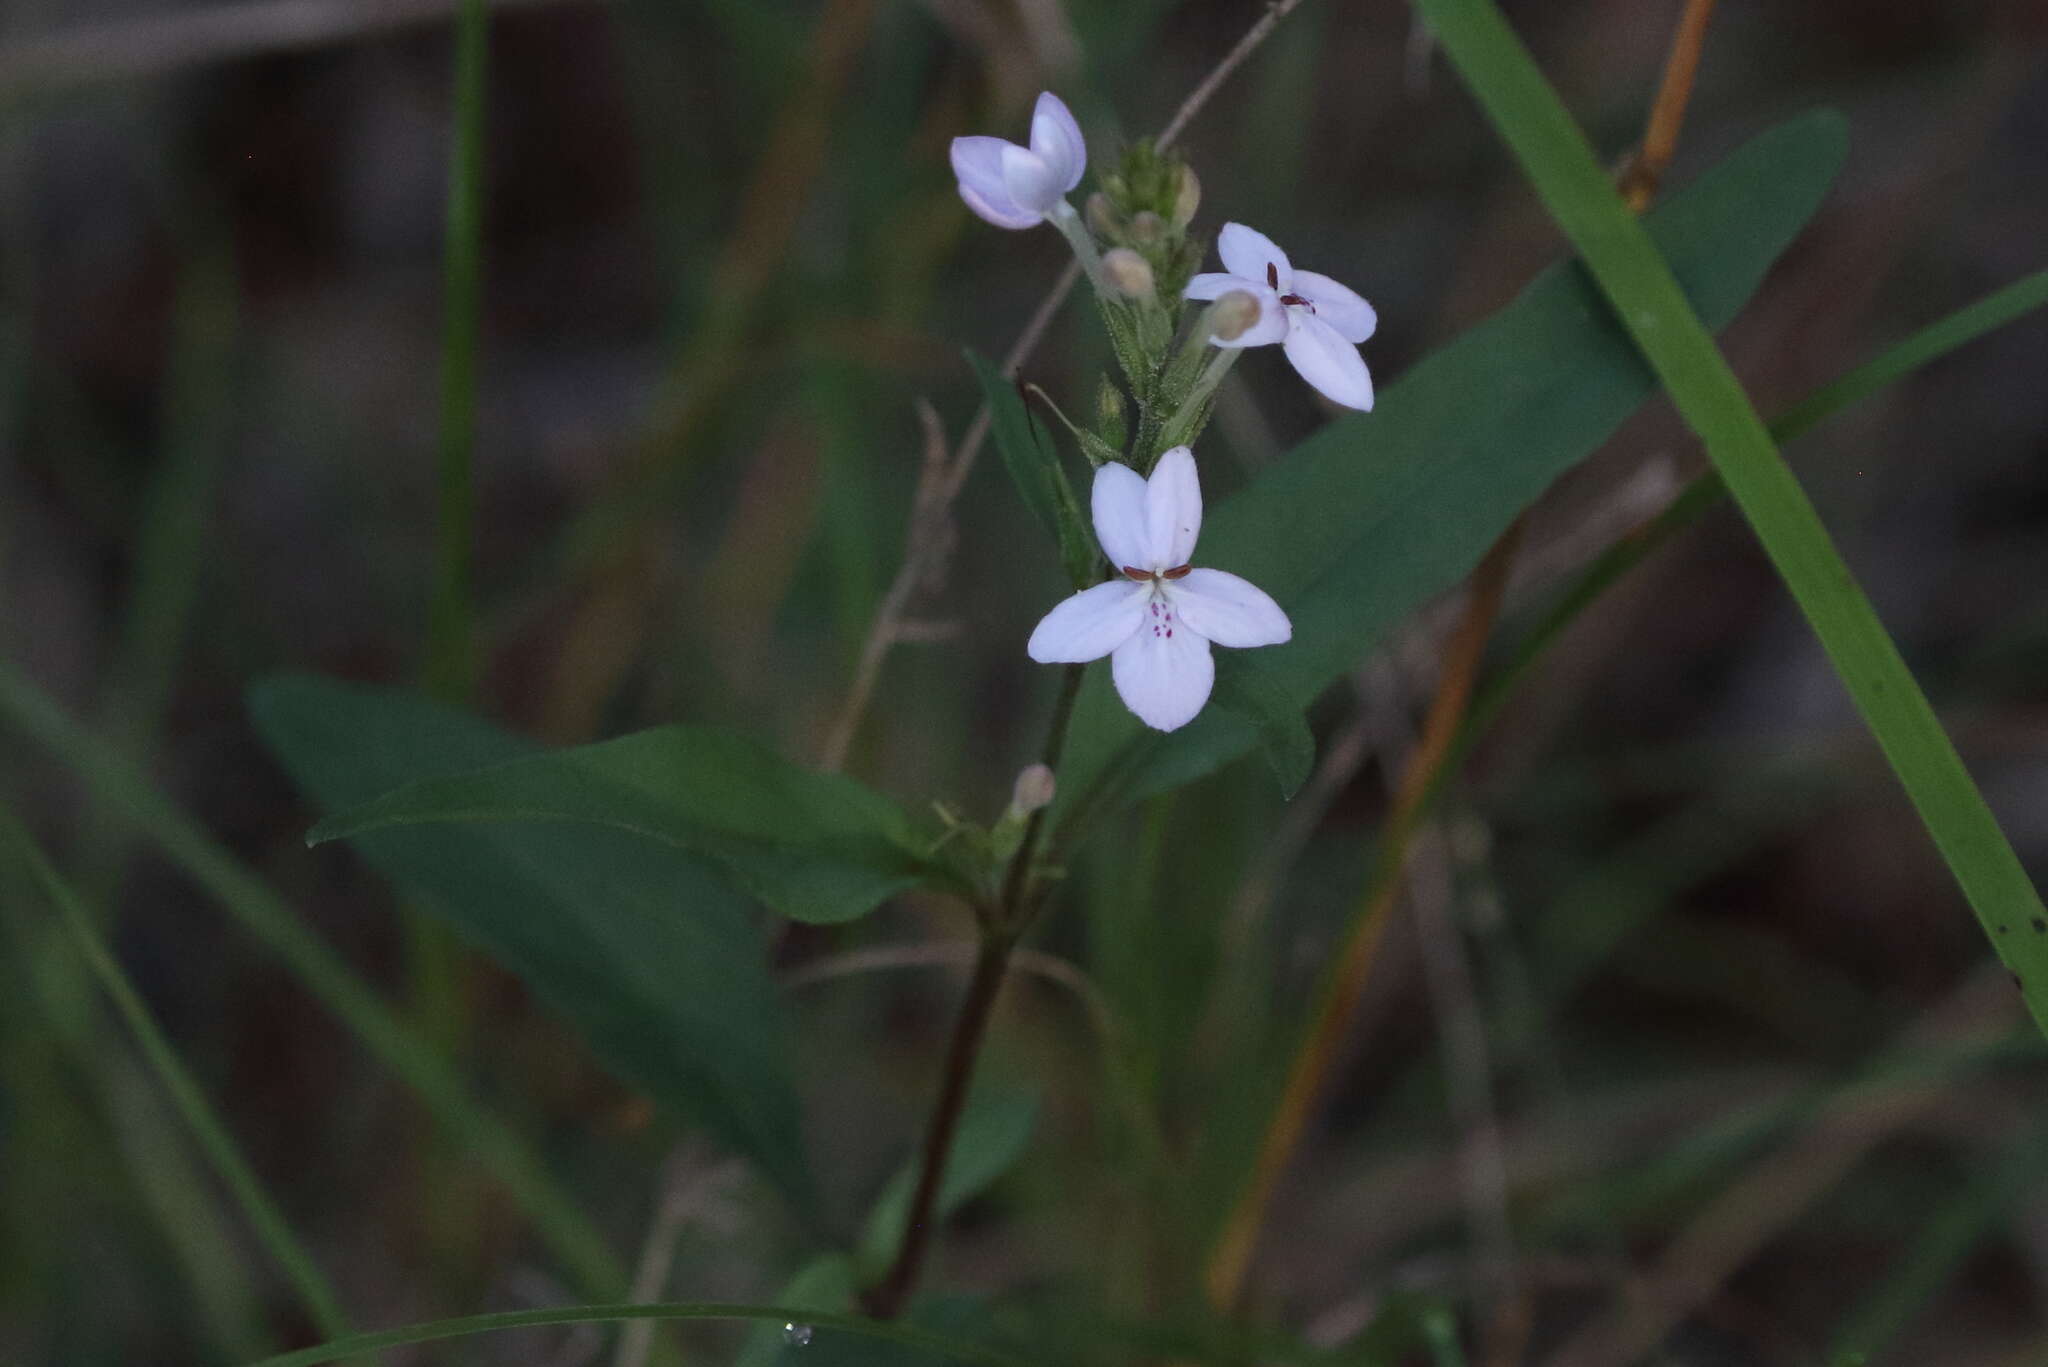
top-left (1111, 616), bottom-right (1214, 731)
top-left (1217, 222), bottom-right (1291, 292)
top-left (1142, 446), bottom-right (1202, 569)
top-left (1283, 311), bottom-right (1375, 410)
top-left (1090, 460), bottom-right (1151, 571)
top-left (1292, 269), bottom-right (1377, 344)
top-left (1167, 569), bottom-right (1291, 648)
top-left (1028, 91), bottom-right (1086, 192)
top-left (1026, 580), bottom-right (1148, 663)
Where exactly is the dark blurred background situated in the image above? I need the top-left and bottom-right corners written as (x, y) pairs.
top-left (5, 0), bottom-right (2048, 1363)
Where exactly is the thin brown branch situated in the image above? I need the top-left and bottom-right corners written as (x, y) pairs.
top-left (1619, 0), bottom-right (1717, 212)
top-left (1203, 519), bottom-right (1526, 1310)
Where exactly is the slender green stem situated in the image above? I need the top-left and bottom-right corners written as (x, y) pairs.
top-left (427, 0), bottom-right (489, 701)
top-left (1417, 0), bottom-right (2048, 1032)
top-left (240, 1302), bottom-right (1032, 1367)
top-left (0, 662), bottom-right (630, 1301)
top-left (1, 813), bottom-right (352, 1341)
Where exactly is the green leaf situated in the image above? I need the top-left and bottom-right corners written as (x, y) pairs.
top-left (856, 1088), bottom-right (1038, 1276)
top-left (735, 1255), bottom-right (859, 1367)
top-left (249, 674), bottom-right (817, 1204)
top-left (1052, 112), bottom-right (1848, 827)
top-left (1415, 0), bottom-right (2048, 1035)
top-left (971, 350), bottom-right (1098, 589)
top-left (300, 696), bottom-right (938, 927)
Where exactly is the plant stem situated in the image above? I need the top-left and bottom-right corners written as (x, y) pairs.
top-left (861, 931), bottom-right (1016, 1320)
top-left (863, 662), bottom-right (1085, 1317)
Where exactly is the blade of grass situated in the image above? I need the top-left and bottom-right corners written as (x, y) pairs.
top-left (1826, 1119), bottom-right (2048, 1365)
top-left (1470, 263), bottom-right (2048, 741)
top-left (1414, 0), bottom-right (2048, 1034)
top-left (0, 843), bottom-right (270, 1358)
top-left (426, 0), bottom-right (486, 701)
top-left (0, 661), bottom-right (631, 1302)
top-left (0, 811), bottom-right (352, 1341)
top-left (241, 1302), bottom-right (1035, 1367)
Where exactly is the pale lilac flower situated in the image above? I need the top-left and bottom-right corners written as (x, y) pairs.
top-left (1027, 447), bottom-right (1291, 733)
top-left (949, 92), bottom-right (1088, 230)
top-left (1184, 223), bottom-right (1377, 410)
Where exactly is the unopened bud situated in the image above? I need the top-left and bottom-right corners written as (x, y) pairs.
top-left (1095, 375), bottom-right (1127, 449)
top-left (1209, 289), bottom-right (1263, 342)
top-left (1100, 248), bottom-right (1155, 299)
top-left (1129, 210), bottom-right (1165, 245)
top-left (1009, 764), bottom-right (1056, 817)
top-left (1085, 192), bottom-right (1119, 239)
top-left (1171, 165), bottom-right (1201, 229)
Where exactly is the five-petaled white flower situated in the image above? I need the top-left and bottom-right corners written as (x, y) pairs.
top-left (950, 92), bottom-right (1088, 230)
top-left (1027, 447), bottom-right (1291, 733)
top-left (1185, 223), bottom-right (1377, 411)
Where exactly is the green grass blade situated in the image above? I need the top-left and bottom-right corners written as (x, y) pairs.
top-left (0, 661), bottom-right (630, 1301)
top-left (1826, 1120), bottom-right (2048, 1364)
top-left (1472, 264), bottom-right (2048, 736)
top-left (427, 0), bottom-right (489, 700)
top-left (240, 1302), bottom-right (1034, 1367)
top-left (1415, 0), bottom-right (2048, 1033)
top-left (0, 812), bottom-right (352, 1341)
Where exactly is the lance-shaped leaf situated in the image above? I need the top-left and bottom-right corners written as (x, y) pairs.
top-left (305, 706), bottom-right (939, 926)
top-left (249, 674), bottom-right (818, 1204)
top-left (1053, 112), bottom-right (1849, 828)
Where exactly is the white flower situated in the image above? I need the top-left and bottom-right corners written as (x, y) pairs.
top-left (1184, 223), bottom-right (1377, 411)
top-left (950, 92), bottom-right (1087, 230)
top-left (1027, 447), bottom-right (1291, 732)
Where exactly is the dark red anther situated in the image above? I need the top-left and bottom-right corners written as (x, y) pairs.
top-left (1161, 564), bottom-right (1193, 580)
top-left (1122, 565), bottom-right (1152, 581)
top-left (1265, 262), bottom-right (1279, 289)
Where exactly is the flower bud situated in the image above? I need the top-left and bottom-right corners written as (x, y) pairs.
top-left (1100, 248), bottom-right (1155, 299)
top-left (1085, 192), bottom-right (1119, 239)
top-left (1096, 375), bottom-right (1127, 449)
top-left (1128, 210), bottom-right (1165, 245)
top-left (1171, 165), bottom-right (1201, 229)
top-left (1008, 763), bottom-right (1056, 817)
top-left (1209, 289), bottom-right (1263, 342)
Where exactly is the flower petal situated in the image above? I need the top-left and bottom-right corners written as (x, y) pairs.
top-left (1111, 613), bottom-right (1215, 732)
top-left (1142, 446), bottom-right (1202, 568)
top-left (1026, 580), bottom-right (1147, 663)
top-left (1028, 91), bottom-right (1087, 192)
top-left (1218, 222), bottom-right (1291, 292)
top-left (951, 136), bottom-right (1038, 229)
top-left (1168, 568), bottom-right (1292, 648)
top-left (1090, 460), bottom-right (1151, 571)
top-left (1292, 269), bottom-right (1378, 344)
top-left (1283, 311), bottom-right (1375, 410)
top-left (1182, 271), bottom-right (1254, 301)
top-left (1000, 144), bottom-right (1061, 220)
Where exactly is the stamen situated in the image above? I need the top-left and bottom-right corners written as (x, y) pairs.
top-left (1162, 564), bottom-right (1193, 580)
top-left (1266, 262), bottom-right (1279, 289)
top-left (1122, 565), bottom-right (1151, 581)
